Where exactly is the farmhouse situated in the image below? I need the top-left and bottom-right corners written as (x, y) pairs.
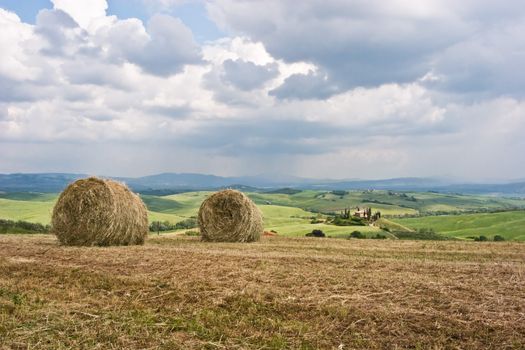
top-left (354, 206), bottom-right (372, 220)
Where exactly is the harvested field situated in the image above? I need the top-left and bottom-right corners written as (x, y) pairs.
top-left (0, 234), bottom-right (524, 349)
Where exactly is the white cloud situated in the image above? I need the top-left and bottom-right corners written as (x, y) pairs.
top-left (50, 0), bottom-right (108, 30)
top-left (0, 2), bottom-right (524, 179)
top-left (206, 0), bottom-right (525, 98)
top-left (100, 14), bottom-right (202, 76)
top-left (0, 9), bottom-right (39, 81)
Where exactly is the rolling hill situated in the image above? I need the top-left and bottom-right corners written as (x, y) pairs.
top-left (393, 211), bottom-right (525, 241)
top-left (1, 189), bottom-right (525, 240)
top-left (2, 172), bottom-right (525, 196)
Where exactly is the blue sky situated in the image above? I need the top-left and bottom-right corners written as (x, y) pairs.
top-left (0, 0), bottom-right (524, 180)
top-left (0, 0), bottom-right (223, 41)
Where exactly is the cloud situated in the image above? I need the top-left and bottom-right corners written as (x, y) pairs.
top-left (221, 59), bottom-right (278, 90)
top-left (35, 9), bottom-right (92, 57)
top-left (0, 76), bottom-right (52, 102)
top-left (104, 14), bottom-right (202, 76)
top-left (178, 118), bottom-right (346, 155)
top-left (1, 2), bottom-right (525, 180)
top-left (0, 9), bottom-right (39, 81)
top-left (60, 59), bottom-right (133, 89)
top-left (50, 0), bottom-right (108, 29)
top-left (428, 21), bottom-right (525, 97)
top-left (131, 14), bottom-right (202, 75)
top-left (269, 70), bottom-right (340, 100)
top-left (207, 0), bottom-right (525, 98)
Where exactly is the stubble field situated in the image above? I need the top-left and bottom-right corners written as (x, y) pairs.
top-left (1, 234), bottom-right (523, 349)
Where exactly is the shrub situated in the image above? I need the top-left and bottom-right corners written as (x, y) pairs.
top-left (331, 190), bottom-right (348, 196)
top-left (493, 235), bottom-right (505, 242)
top-left (175, 218), bottom-right (198, 230)
top-left (0, 219), bottom-right (50, 234)
top-left (372, 233), bottom-right (387, 239)
top-left (474, 235), bottom-right (488, 242)
top-left (306, 229), bottom-right (325, 237)
top-left (149, 218), bottom-right (198, 232)
top-left (332, 216), bottom-right (366, 226)
top-left (310, 216), bottom-right (324, 224)
top-left (392, 228), bottom-right (451, 241)
top-left (349, 231), bottom-right (364, 239)
top-left (185, 230), bottom-right (200, 236)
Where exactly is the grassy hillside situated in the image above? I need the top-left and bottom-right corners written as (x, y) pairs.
top-left (2, 189), bottom-right (525, 239)
top-left (249, 190), bottom-right (417, 215)
top-left (0, 195), bottom-right (190, 228)
top-left (249, 189), bottom-right (525, 216)
top-left (374, 218), bottom-right (414, 233)
top-left (0, 198), bottom-right (55, 224)
top-left (393, 211), bottom-right (525, 241)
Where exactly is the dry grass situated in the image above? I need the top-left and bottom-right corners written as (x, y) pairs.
top-left (52, 177), bottom-right (148, 246)
top-left (0, 234), bottom-right (524, 349)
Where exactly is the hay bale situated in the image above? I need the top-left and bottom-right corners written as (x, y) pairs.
top-left (198, 189), bottom-right (263, 242)
top-left (51, 177), bottom-right (148, 246)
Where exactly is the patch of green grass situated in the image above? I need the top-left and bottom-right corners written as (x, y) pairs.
top-left (249, 189), bottom-right (525, 217)
top-left (259, 204), bottom-right (315, 227)
top-left (374, 218), bottom-right (414, 233)
top-left (2, 190), bottom-right (525, 241)
top-left (393, 210), bottom-right (525, 241)
top-left (0, 192), bottom-right (57, 201)
top-left (0, 198), bottom-right (55, 224)
top-left (268, 223), bottom-right (382, 238)
top-left (140, 195), bottom-right (184, 213)
top-left (147, 211), bottom-right (187, 224)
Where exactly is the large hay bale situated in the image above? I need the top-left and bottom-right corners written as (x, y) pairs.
top-left (51, 177), bottom-right (148, 246)
top-left (198, 189), bottom-right (263, 242)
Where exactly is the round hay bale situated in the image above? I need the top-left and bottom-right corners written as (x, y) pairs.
top-left (198, 189), bottom-right (263, 242)
top-left (51, 177), bottom-right (148, 246)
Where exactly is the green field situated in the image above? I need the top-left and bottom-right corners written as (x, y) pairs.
top-left (0, 197), bottom-right (55, 224)
top-left (248, 189), bottom-right (525, 215)
top-left (1, 190), bottom-right (525, 240)
top-left (393, 211), bottom-right (525, 241)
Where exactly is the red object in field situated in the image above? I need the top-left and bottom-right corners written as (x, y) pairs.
top-left (263, 231), bottom-right (278, 237)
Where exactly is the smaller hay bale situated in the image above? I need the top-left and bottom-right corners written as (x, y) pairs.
top-left (51, 177), bottom-right (148, 246)
top-left (198, 189), bottom-right (263, 242)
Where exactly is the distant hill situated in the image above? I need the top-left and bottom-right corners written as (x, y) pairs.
top-left (0, 172), bottom-right (524, 196)
top-left (0, 173), bottom-right (86, 192)
top-left (305, 177), bottom-right (449, 191)
top-left (439, 182), bottom-right (525, 196)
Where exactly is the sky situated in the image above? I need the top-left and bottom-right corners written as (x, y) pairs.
top-left (0, 0), bottom-right (524, 180)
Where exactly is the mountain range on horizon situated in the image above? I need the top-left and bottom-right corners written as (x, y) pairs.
top-left (1, 172), bottom-right (525, 197)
